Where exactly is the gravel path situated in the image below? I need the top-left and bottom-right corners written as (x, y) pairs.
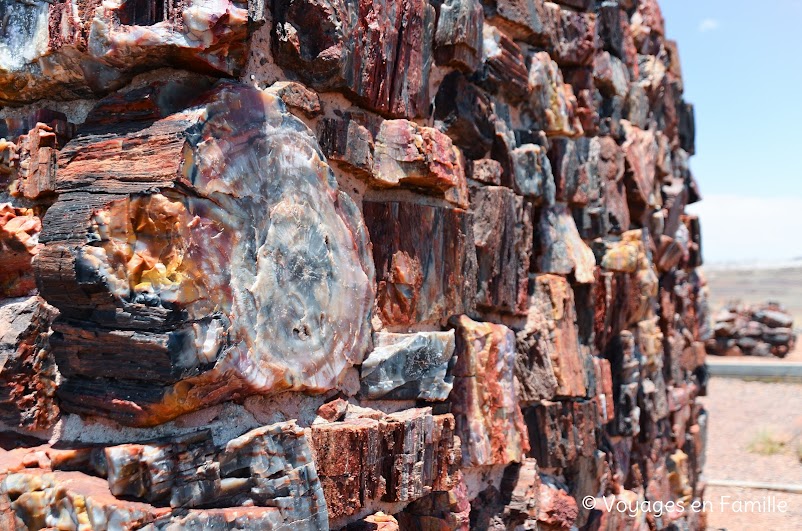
top-left (701, 378), bottom-right (802, 530)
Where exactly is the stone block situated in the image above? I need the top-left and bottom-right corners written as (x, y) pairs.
top-left (0, 0), bottom-right (254, 105)
top-left (360, 331), bottom-right (457, 400)
top-left (0, 206), bottom-right (41, 298)
top-left (37, 82), bottom-right (375, 426)
top-left (527, 52), bottom-right (584, 137)
top-left (435, 0), bottom-right (484, 71)
top-left (471, 186), bottom-right (533, 314)
top-left (450, 315), bottom-right (529, 467)
top-left (0, 297), bottom-right (59, 430)
top-left (273, 0), bottom-right (435, 118)
top-left (310, 409), bottom-right (458, 517)
top-left (482, 0), bottom-right (553, 45)
top-left (373, 119), bottom-right (469, 206)
top-left (434, 72), bottom-right (496, 160)
top-left (535, 204), bottom-right (596, 284)
top-left (365, 201), bottom-right (477, 326)
top-left (474, 24), bottom-right (531, 103)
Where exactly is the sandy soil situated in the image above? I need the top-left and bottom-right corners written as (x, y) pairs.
top-left (700, 378), bottom-right (802, 530)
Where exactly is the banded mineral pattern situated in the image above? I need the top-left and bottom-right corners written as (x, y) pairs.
top-left (0, 0), bottom-right (708, 529)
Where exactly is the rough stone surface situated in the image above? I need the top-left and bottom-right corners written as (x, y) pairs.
top-left (273, 0), bottom-right (435, 118)
top-left (365, 201), bottom-right (477, 327)
top-left (0, 297), bottom-right (58, 430)
top-left (449, 315), bottom-right (529, 467)
top-left (0, 0), bottom-right (707, 528)
top-left (0, 0), bottom-right (255, 105)
top-left (470, 185), bottom-right (532, 315)
top-left (360, 331), bottom-right (457, 400)
top-left (38, 82), bottom-right (375, 426)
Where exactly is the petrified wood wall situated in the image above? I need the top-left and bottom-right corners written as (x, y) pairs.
top-left (0, 0), bottom-right (709, 529)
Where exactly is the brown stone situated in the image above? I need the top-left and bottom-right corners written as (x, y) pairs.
top-left (547, 3), bottom-right (596, 67)
top-left (0, 0), bottom-right (255, 105)
top-left (450, 315), bottom-right (529, 467)
top-left (319, 115), bottom-right (375, 177)
top-left (38, 82), bottom-right (375, 426)
top-left (0, 297), bottom-right (58, 431)
top-left (527, 52), bottom-right (584, 138)
top-left (264, 81), bottom-right (323, 118)
top-left (273, 0), bottom-right (435, 118)
top-left (0, 206), bottom-right (41, 299)
top-left (470, 186), bottom-right (532, 315)
top-left (1, 469), bottom-right (170, 529)
top-left (434, 0), bottom-right (484, 71)
top-left (482, 0), bottom-right (552, 45)
top-left (310, 409), bottom-right (458, 517)
top-left (373, 120), bottom-right (469, 207)
top-left (523, 275), bottom-right (587, 398)
top-left (468, 158), bottom-right (504, 185)
top-left (365, 201), bottom-right (477, 326)
top-left (475, 24), bottom-right (531, 103)
top-left (538, 476), bottom-right (579, 530)
top-left (434, 72), bottom-right (495, 160)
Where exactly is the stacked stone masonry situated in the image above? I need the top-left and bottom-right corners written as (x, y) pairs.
top-left (0, 0), bottom-right (709, 529)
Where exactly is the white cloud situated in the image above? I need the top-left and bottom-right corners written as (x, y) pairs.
top-left (698, 18), bottom-right (720, 32)
top-left (686, 195), bottom-right (802, 265)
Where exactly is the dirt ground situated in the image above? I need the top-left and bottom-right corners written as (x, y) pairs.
top-left (700, 378), bottom-right (802, 530)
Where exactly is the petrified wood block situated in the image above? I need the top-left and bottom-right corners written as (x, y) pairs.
top-left (1, 469), bottom-right (169, 529)
top-left (537, 476), bottom-right (579, 530)
top-left (547, 3), bottom-right (596, 67)
top-left (434, 72), bottom-right (495, 160)
top-left (449, 315), bottom-right (529, 467)
top-left (475, 24), bottom-right (530, 103)
top-left (373, 120), bottom-right (469, 207)
top-left (470, 186), bottom-right (532, 315)
top-left (0, 205), bottom-right (42, 298)
top-left (525, 275), bottom-right (587, 399)
top-left (508, 143), bottom-right (557, 202)
top-left (318, 115), bottom-right (375, 177)
top-left (0, 296), bottom-right (58, 431)
top-left (434, 0), bottom-right (484, 71)
top-left (364, 201), bottom-right (477, 326)
top-left (535, 204), bottom-right (595, 284)
top-left (0, 0), bottom-right (256, 105)
top-left (526, 52), bottom-right (584, 138)
top-left (360, 331), bottom-right (457, 401)
top-left (273, 0), bottom-right (435, 118)
top-left (482, 0), bottom-right (552, 45)
top-left (103, 421), bottom-right (329, 526)
top-left (36, 81), bottom-right (375, 426)
top-left (310, 409), bottom-right (457, 518)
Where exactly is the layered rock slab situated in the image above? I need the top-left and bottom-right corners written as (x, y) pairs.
top-left (35, 81), bottom-right (375, 426)
top-left (273, 0), bottom-right (435, 118)
top-left (0, 297), bottom-right (58, 431)
top-left (310, 408), bottom-right (458, 518)
top-left (0, 0), bottom-right (258, 105)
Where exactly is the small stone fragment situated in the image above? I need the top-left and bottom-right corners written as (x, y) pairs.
top-left (373, 120), bottom-right (469, 207)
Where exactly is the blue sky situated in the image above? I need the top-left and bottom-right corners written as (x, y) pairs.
top-left (661, 0), bottom-right (802, 263)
